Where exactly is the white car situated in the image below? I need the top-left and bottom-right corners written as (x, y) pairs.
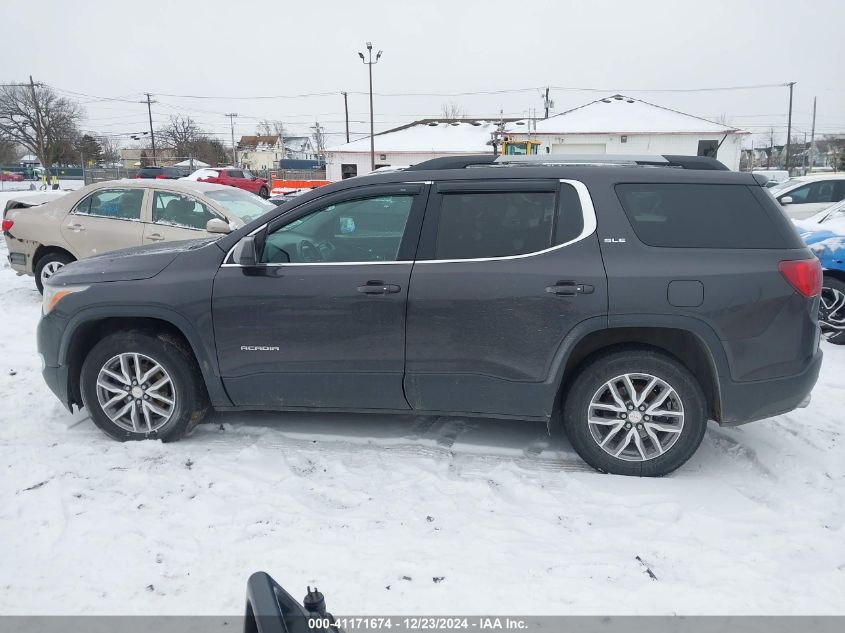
top-left (792, 198), bottom-right (845, 231)
top-left (769, 174), bottom-right (845, 220)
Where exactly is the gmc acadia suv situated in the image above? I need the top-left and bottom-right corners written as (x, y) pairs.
top-left (36, 154), bottom-right (823, 476)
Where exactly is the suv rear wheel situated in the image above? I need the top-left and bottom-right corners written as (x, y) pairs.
top-left (80, 330), bottom-right (208, 441)
top-left (562, 348), bottom-right (707, 476)
top-left (258, 185), bottom-right (269, 198)
top-left (35, 251), bottom-right (75, 294)
top-left (820, 274), bottom-right (845, 345)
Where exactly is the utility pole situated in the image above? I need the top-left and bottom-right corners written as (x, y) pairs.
top-left (802, 132), bottom-right (808, 176)
top-left (359, 42), bottom-right (382, 172)
top-left (341, 92), bottom-right (350, 143)
top-left (809, 96), bottom-right (817, 172)
top-left (225, 113), bottom-right (238, 165)
top-left (28, 76), bottom-right (49, 182)
top-left (543, 87), bottom-right (550, 119)
top-left (145, 93), bottom-right (157, 166)
top-left (784, 82), bottom-right (795, 173)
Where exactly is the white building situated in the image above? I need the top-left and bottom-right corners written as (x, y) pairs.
top-left (284, 136), bottom-right (319, 161)
top-left (506, 94), bottom-right (746, 170)
top-left (325, 120), bottom-right (501, 181)
top-left (325, 95), bottom-right (747, 180)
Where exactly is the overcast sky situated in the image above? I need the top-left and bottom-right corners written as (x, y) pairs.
top-left (2, 0), bottom-right (843, 149)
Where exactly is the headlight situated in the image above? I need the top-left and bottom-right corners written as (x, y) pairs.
top-left (42, 284), bottom-right (89, 315)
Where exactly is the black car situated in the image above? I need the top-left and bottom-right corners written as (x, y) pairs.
top-left (135, 166), bottom-right (187, 179)
top-left (37, 154), bottom-right (822, 476)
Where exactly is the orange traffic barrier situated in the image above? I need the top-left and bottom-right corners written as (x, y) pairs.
top-left (271, 179), bottom-right (331, 191)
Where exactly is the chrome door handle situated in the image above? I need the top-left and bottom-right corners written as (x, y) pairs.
top-left (148, 233), bottom-right (165, 241)
top-left (67, 223), bottom-right (85, 231)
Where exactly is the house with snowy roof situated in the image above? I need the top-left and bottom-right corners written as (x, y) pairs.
top-left (325, 119), bottom-right (508, 181)
top-left (324, 95), bottom-right (747, 180)
top-left (505, 94), bottom-right (746, 170)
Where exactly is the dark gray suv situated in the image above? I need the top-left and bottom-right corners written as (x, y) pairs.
top-left (36, 154), bottom-right (823, 476)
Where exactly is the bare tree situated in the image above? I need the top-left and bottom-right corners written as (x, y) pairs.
top-left (156, 115), bottom-right (205, 157)
top-left (256, 119), bottom-right (285, 137)
top-left (0, 138), bottom-right (18, 164)
top-left (99, 136), bottom-right (121, 165)
top-left (0, 82), bottom-right (83, 180)
top-left (440, 102), bottom-right (466, 119)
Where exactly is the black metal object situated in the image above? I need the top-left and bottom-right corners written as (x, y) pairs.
top-left (244, 572), bottom-right (338, 633)
top-left (406, 154), bottom-right (729, 171)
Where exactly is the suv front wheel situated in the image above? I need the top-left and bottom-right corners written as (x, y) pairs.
top-left (562, 348), bottom-right (707, 476)
top-left (80, 330), bottom-right (208, 441)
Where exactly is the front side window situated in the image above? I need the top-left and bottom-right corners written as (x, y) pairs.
top-left (152, 191), bottom-right (218, 230)
top-left (261, 195), bottom-right (414, 264)
top-left (434, 191), bottom-right (560, 260)
top-left (74, 188), bottom-right (143, 220)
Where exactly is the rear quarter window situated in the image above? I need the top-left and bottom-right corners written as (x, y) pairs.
top-left (615, 183), bottom-right (798, 249)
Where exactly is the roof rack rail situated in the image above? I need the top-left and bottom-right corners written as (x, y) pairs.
top-left (406, 154), bottom-right (729, 171)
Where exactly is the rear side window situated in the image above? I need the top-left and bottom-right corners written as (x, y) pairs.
top-left (74, 188), bottom-right (144, 220)
top-left (434, 186), bottom-right (583, 260)
top-left (616, 183), bottom-right (789, 249)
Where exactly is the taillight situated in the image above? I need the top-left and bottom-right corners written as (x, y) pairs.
top-left (1, 218), bottom-right (13, 232)
top-left (155, 175), bottom-right (167, 179)
top-left (779, 259), bottom-right (821, 298)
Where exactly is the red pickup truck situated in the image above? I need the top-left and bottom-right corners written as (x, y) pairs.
top-left (194, 167), bottom-right (270, 198)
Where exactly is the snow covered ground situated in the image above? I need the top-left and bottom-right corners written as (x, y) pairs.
top-left (0, 197), bottom-right (843, 615)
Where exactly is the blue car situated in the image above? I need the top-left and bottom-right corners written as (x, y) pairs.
top-left (795, 200), bottom-right (845, 344)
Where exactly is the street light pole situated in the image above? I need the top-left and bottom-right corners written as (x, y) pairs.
top-left (358, 42), bottom-right (382, 172)
top-left (225, 113), bottom-right (238, 165)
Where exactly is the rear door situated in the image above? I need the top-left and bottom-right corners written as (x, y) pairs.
top-left (143, 189), bottom-right (220, 244)
top-left (212, 183), bottom-right (427, 410)
top-left (404, 180), bottom-right (608, 418)
top-left (60, 187), bottom-right (146, 258)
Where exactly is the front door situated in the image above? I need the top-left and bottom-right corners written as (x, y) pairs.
top-left (60, 187), bottom-right (146, 258)
top-left (779, 180), bottom-right (845, 220)
top-left (404, 180), bottom-right (608, 418)
top-left (143, 189), bottom-right (220, 244)
top-left (212, 183), bottom-right (427, 410)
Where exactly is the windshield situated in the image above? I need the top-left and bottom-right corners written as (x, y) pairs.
top-left (206, 188), bottom-right (275, 223)
top-left (769, 179), bottom-right (804, 194)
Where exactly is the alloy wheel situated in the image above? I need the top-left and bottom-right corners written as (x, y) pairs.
top-left (587, 372), bottom-right (685, 462)
top-left (40, 261), bottom-right (65, 286)
top-left (820, 286), bottom-right (845, 340)
top-left (95, 353), bottom-right (176, 433)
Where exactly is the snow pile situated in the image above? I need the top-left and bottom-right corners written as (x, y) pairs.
top-left (509, 95), bottom-right (741, 135)
top-left (327, 121), bottom-right (498, 154)
top-left (0, 233), bottom-right (843, 616)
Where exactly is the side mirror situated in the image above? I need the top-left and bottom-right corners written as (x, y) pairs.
top-left (237, 235), bottom-right (259, 266)
top-left (206, 218), bottom-right (231, 234)
top-left (780, 196), bottom-right (793, 206)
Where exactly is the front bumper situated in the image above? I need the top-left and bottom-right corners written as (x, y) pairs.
top-left (37, 312), bottom-right (74, 410)
top-left (719, 347), bottom-right (823, 425)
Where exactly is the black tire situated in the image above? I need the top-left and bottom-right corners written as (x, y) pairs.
top-left (258, 186), bottom-right (269, 199)
top-left (80, 330), bottom-right (208, 442)
top-left (820, 275), bottom-right (845, 345)
top-left (34, 251), bottom-right (75, 294)
top-left (561, 347), bottom-right (707, 477)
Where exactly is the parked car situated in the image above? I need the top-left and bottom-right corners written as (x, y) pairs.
top-left (769, 174), bottom-right (845, 219)
top-left (186, 167), bottom-right (270, 199)
top-left (0, 170), bottom-right (25, 182)
top-left (2, 179), bottom-right (275, 292)
top-left (135, 166), bottom-right (187, 180)
top-left (795, 213), bottom-right (845, 345)
top-left (37, 154), bottom-right (822, 477)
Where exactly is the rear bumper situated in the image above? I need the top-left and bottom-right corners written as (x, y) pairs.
top-left (719, 348), bottom-right (823, 425)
